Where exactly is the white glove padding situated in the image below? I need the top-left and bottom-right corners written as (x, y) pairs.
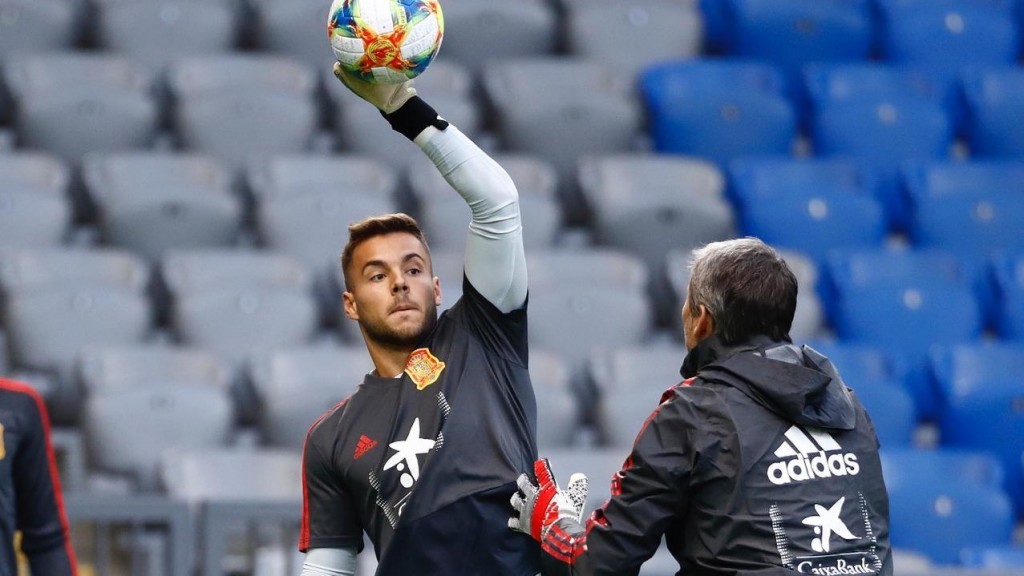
top-left (332, 62), bottom-right (416, 114)
top-left (509, 458), bottom-right (588, 541)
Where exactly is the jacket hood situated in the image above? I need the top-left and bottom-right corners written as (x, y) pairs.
top-left (681, 334), bottom-right (857, 431)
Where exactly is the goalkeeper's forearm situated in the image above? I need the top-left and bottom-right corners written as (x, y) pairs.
top-left (384, 97), bottom-right (527, 313)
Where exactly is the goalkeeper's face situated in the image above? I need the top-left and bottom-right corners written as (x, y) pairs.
top-left (343, 232), bottom-right (442, 349)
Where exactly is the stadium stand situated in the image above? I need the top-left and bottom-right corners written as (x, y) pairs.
top-left (2, 0), bottom-right (1024, 571)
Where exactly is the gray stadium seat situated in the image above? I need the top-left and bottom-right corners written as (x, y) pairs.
top-left (82, 152), bottom-right (243, 260)
top-left (84, 386), bottom-right (234, 490)
top-left (247, 154), bottom-right (399, 203)
top-left (482, 58), bottom-right (642, 224)
top-left (168, 55), bottom-right (318, 170)
top-left (77, 344), bottom-right (232, 395)
top-left (249, 0), bottom-right (336, 67)
top-left (564, 0), bottom-right (704, 82)
top-left (0, 247), bottom-right (150, 294)
top-left (530, 349), bottom-right (581, 449)
top-left (579, 153), bottom-right (735, 320)
top-left (159, 447), bottom-right (301, 502)
top-left (0, 0), bottom-right (78, 53)
top-left (4, 286), bottom-right (153, 423)
top-left (248, 345), bottom-right (372, 449)
top-left (0, 153), bottom-right (73, 246)
top-left (435, 0), bottom-right (558, 72)
top-left (93, 0), bottom-right (239, 70)
top-left (587, 342), bottom-right (687, 448)
top-left (161, 249), bottom-right (313, 295)
top-left (405, 153), bottom-right (563, 251)
top-left (527, 248), bottom-right (649, 290)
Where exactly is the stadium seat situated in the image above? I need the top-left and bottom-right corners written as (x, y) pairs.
top-left (727, 155), bottom-right (880, 213)
top-left (93, 0), bottom-right (239, 70)
top-left (725, 0), bottom-right (873, 83)
top-left (802, 62), bottom-right (962, 136)
top-left (84, 386), bottom-right (234, 490)
top-left (578, 154), bottom-right (734, 318)
top-left (247, 154), bottom-right (399, 204)
top-left (961, 545), bottom-right (1024, 569)
top-left (482, 58), bottom-right (642, 224)
top-left (326, 60), bottom-right (482, 162)
top-left (563, 0), bottom-right (703, 82)
top-left (168, 281), bottom-right (318, 364)
top-left (530, 349), bottom-right (582, 449)
top-left (82, 152), bottom-right (243, 261)
top-left (0, 0), bottom-right (78, 53)
top-left (0, 189), bottom-right (71, 248)
top-left (433, 0), bottom-right (558, 72)
top-left (0, 247), bottom-right (150, 295)
top-left (3, 285), bottom-right (153, 423)
top-left (159, 447), bottom-right (301, 502)
top-left (823, 248), bottom-right (993, 330)
top-left (528, 277), bottom-right (654, 381)
top-left (406, 153), bottom-right (563, 251)
top-left (876, 0), bottom-right (1019, 76)
top-left (528, 248), bottom-right (649, 292)
top-left (909, 194), bottom-right (1024, 258)
top-left (740, 191), bottom-right (887, 265)
top-left (249, 0), bottom-right (335, 67)
top-left (810, 95), bottom-right (953, 229)
top-left (831, 283), bottom-right (983, 420)
top-left (961, 66), bottom-right (1024, 158)
top-left (698, 0), bottom-right (734, 52)
top-left (991, 252), bottom-right (1024, 340)
top-left (77, 344), bottom-right (232, 396)
top-left (639, 59), bottom-right (797, 166)
top-left (586, 342), bottom-right (687, 448)
top-left (161, 249), bottom-right (313, 296)
top-left (902, 158), bottom-right (1024, 204)
top-left (887, 479), bottom-right (1014, 565)
top-left (931, 343), bottom-right (1024, 516)
top-left (4, 53), bottom-right (159, 163)
top-left (168, 55), bottom-right (318, 170)
top-left (248, 345), bottom-right (371, 449)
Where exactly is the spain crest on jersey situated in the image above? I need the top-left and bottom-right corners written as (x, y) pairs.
top-left (405, 348), bottom-right (445, 390)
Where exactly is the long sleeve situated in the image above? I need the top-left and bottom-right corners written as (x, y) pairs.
top-left (415, 124), bottom-right (528, 314)
top-left (11, 384), bottom-right (76, 576)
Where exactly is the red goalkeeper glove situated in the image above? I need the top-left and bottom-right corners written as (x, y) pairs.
top-left (508, 458), bottom-right (588, 541)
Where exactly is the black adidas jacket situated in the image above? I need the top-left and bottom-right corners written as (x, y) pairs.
top-left (539, 334), bottom-right (893, 576)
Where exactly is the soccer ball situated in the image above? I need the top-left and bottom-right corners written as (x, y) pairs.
top-left (328, 0), bottom-right (444, 85)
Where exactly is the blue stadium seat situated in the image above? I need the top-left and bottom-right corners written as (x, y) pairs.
top-left (698, 0), bottom-right (734, 52)
top-left (727, 155), bottom-right (880, 222)
top-left (909, 194), bottom-right (1024, 258)
top-left (931, 343), bottom-right (1024, 516)
top-left (901, 158), bottom-right (1024, 204)
top-left (803, 62), bottom-right (963, 135)
top-left (886, 479), bottom-right (1014, 565)
top-left (876, 0), bottom-right (1019, 76)
top-left (726, 0), bottom-right (873, 84)
top-left (639, 60), bottom-right (797, 166)
top-left (740, 191), bottom-right (887, 265)
top-left (810, 95), bottom-right (953, 230)
top-left (961, 545), bottom-right (1024, 569)
top-left (991, 253), bottom-right (1024, 340)
top-left (881, 447), bottom-right (1005, 491)
top-left (831, 283), bottom-right (983, 420)
top-left (961, 67), bottom-right (1024, 158)
top-left (824, 248), bottom-right (994, 331)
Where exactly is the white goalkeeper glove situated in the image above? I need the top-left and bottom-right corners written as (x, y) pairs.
top-left (332, 62), bottom-right (416, 115)
top-left (509, 458), bottom-right (589, 541)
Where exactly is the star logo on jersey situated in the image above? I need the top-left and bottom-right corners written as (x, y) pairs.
top-left (383, 418), bottom-right (435, 488)
top-left (353, 435), bottom-right (378, 460)
top-left (405, 348), bottom-right (445, 390)
top-left (801, 497), bottom-right (858, 553)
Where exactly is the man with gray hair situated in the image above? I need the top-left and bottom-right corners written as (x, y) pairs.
top-left (511, 237), bottom-right (893, 576)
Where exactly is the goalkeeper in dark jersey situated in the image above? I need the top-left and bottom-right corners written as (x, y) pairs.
top-left (0, 379), bottom-right (77, 576)
top-left (298, 64), bottom-right (540, 576)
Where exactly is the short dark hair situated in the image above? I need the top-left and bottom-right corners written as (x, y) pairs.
top-left (340, 213), bottom-right (430, 290)
top-left (686, 237), bottom-right (798, 345)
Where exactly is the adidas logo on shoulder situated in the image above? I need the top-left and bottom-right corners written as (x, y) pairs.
top-left (767, 425), bottom-right (860, 486)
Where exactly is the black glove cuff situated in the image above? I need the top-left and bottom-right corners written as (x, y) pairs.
top-left (381, 96), bottom-right (449, 141)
